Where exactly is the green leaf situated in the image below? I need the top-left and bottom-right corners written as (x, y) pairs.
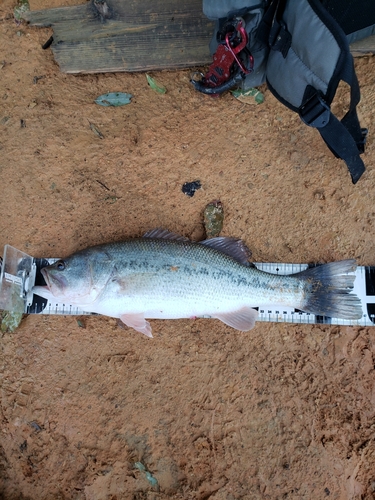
top-left (231, 87), bottom-right (264, 104)
top-left (1, 310), bottom-right (23, 333)
top-left (14, 0), bottom-right (29, 20)
top-left (146, 74), bottom-right (166, 94)
top-left (134, 462), bottom-right (159, 488)
top-left (95, 92), bottom-right (132, 107)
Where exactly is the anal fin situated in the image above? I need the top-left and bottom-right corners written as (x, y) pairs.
top-left (214, 306), bottom-right (258, 331)
top-left (119, 313), bottom-right (153, 338)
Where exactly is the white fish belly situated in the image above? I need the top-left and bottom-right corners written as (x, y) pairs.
top-left (85, 267), bottom-right (304, 320)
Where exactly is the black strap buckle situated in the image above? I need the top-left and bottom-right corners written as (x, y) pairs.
top-left (269, 21), bottom-right (292, 58)
top-left (299, 92), bottom-right (331, 128)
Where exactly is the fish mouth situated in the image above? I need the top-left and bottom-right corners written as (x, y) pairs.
top-left (41, 268), bottom-right (67, 296)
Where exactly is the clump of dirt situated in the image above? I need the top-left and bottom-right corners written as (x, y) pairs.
top-left (1, 0), bottom-right (375, 498)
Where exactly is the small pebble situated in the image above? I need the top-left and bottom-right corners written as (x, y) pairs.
top-left (203, 200), bottom-right (224, 238)
top-left (182, 180), bottom-right (201, 197)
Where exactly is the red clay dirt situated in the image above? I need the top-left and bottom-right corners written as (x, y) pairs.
top-left (1, 0), bottom-right (375, 498)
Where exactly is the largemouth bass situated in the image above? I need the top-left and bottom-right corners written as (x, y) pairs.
top-left (33, 229), bottom-right (362, 337)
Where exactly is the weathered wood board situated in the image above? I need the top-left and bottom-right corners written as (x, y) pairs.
top-left (22, 0), bottom-right (214, 74)
top-left (22, 0), bottom-right (374, 75)
top-left (350, 34), bottom-right (375, 57)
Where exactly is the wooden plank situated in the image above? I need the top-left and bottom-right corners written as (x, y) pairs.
top-left (23, 3), bottom-right (88, 25)
top-left (22, 0), bottom-right (214, 73)
top-left (351, 34), bottom-right (375, 57)
top-left (22, 0), bottom-right (374, 74)
top-left (45, 35), bottom-right (213, 74)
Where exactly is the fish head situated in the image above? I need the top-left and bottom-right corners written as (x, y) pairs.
top-left (40, 250), bottom-right (106, 304)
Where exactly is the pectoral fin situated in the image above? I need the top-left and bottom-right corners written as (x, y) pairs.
top-left (214, 307), bottom-right (258, 331)
top-left (119, 313), bottom-right (153, 338)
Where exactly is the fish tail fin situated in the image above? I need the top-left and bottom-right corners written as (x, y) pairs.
top-left (297, 260), bottom-right (362, 320)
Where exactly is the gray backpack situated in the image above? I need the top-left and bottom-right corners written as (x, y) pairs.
top-left (192, 0), bottom-right (375, 183)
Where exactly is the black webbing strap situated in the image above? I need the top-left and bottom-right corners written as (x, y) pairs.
top-left (300, 91), bottom-right (366, 184)
top-left (340, 57), bottom-right (367, 154)
top-left (299, 55), bottom-right (366, 184)
top-left (318, 114), bottom-right (366, 184)
top-left (256, 0), bottom-right (285, 47)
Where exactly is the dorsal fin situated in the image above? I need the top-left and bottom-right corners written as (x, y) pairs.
top-left (200, 237), bottom-right (252, 266)
top-left (143, 229), bottom-right (253, 266)
top-left (143, 228), bottom-right (189, 242)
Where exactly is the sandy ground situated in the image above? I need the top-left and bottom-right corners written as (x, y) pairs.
top-left (1, 0), bottom-right (375, 498)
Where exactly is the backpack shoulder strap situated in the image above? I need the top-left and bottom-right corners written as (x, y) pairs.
top-left (263, 0), bottom-right (367, 183)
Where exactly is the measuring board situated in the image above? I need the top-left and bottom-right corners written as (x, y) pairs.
top-left (1, 244), bottom-right (374, 327)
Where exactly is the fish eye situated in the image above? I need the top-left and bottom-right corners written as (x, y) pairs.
top-left (55, 260), bottom-right (66, 271)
